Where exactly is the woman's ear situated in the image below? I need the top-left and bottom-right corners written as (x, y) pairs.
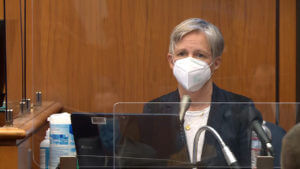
top-left (167, 53), bottom-right (174, 69)
top-left (213, 56), bottom-right (222, 70)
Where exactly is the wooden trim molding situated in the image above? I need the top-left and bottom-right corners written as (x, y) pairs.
top-left (0, 101), bottom-right (62, 169)
top-left (0, 127), bottom-right (25, 140)
top-left (0, 101), bottom-right (62, 142)
top-left (13, 101), bottom-right (62, 133)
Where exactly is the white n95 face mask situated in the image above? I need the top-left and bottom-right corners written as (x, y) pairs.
top-left (173, 57), bottom-right (212, 92)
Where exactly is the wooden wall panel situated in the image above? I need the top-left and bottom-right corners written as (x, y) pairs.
top-left (0, 0), bottom-right (3, 20)
top-left (4, 0), bottom-right (33, 118)
top-left (3, 0), bottom-right (295, 130)
top-left (0, 146), bottom-right (18, 169)
top-left (5, 0), bottom-right (23, 109)
top-left (279, 0), bottom-right (297, 130)
top-left (31, 0), bottom-right (277, 119)
top-left (0, 0), bottom-right (5, 104)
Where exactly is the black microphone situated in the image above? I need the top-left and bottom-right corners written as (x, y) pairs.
top-left (252, 120), bottom-right (274, 156)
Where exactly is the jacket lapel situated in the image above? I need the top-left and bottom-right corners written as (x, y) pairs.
top-left (163, 90), bottom-right (191, 162)
top-left (201, 84), bottom-right (226, 163)
top-left (164, 89), bottom-right (180, 115)
top-left (167, 86), bottom-right (227, 164)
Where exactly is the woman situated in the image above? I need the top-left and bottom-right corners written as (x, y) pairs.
top-left (141, 18), bottom-right (262, 169)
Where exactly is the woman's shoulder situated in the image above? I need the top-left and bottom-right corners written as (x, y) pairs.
top-left (148, 89), bottom-right (180, 103)
top-left (213, 84), bottom-right (263, 122)
top-left (143, 90), bottom-right (180, 114)
top-left (213, 84), bottom-right (253, 103)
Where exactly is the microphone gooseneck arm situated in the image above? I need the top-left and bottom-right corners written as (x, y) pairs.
top-left (193, 126), bottom-right (240, 169)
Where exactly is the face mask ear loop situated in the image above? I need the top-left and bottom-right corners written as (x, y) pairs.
top-left (209, 58), bottom-right (216, 76)
top-left (171, 54), bottom-right (176, 65)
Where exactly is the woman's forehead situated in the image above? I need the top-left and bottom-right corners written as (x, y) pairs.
top-left (174, 32), bottom-right (211, 53)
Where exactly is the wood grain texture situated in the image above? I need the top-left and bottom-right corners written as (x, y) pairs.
top-left (0, 101), bottom-right (61, 141)
top-left (13, 101), bottom-right (62, 131)
top-left (0, 102), bottom-right (61, 169)
top-left (30, 0), bottom-right (276, 120)
top-left (4, 0), bottom-right (295, 130)
top-left (31, 122), bottom-right (49, 169)
top-left (2, 0), bottom-right (296, 165)
top-left (0, 127), bottom-right (26, 139)
top-left (279, 0), bottom-right (297, 130)
top-left (0, 146), bottom-right (18, 169)
top-left (0, 0), bottom-right (3, 20)
top-left (5, 0), bottom-right (23, 109)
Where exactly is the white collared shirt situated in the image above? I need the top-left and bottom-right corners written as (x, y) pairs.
top-left (184, 106), bottom-right (210, 162)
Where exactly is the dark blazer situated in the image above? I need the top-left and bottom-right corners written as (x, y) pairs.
top-left (141, 84), bottom-right (262, 169)
top-left (264, 121), bottom-right (286, 167)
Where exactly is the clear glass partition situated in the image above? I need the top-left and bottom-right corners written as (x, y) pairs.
top-left (31, 102), bottom-right (298, 169)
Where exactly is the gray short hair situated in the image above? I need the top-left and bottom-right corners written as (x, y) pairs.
top-left (169, 18), bottom-right (224, 58)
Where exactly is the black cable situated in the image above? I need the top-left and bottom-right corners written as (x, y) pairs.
top-left (19, 0), bottom-right (26, 101)
top-left (296, 0), bottom-right (300, 124)
top-left (3, 0), bottom-right (7, 112)
top-left (275, 0), bottom-right (280, 125)
top-left (24, 0), bottom-right (26, 100)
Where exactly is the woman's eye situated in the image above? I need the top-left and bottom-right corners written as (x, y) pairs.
top-left (195, 53), bottom-right (204, 58)
top-left (177, 52), bottom-right (186, 56)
